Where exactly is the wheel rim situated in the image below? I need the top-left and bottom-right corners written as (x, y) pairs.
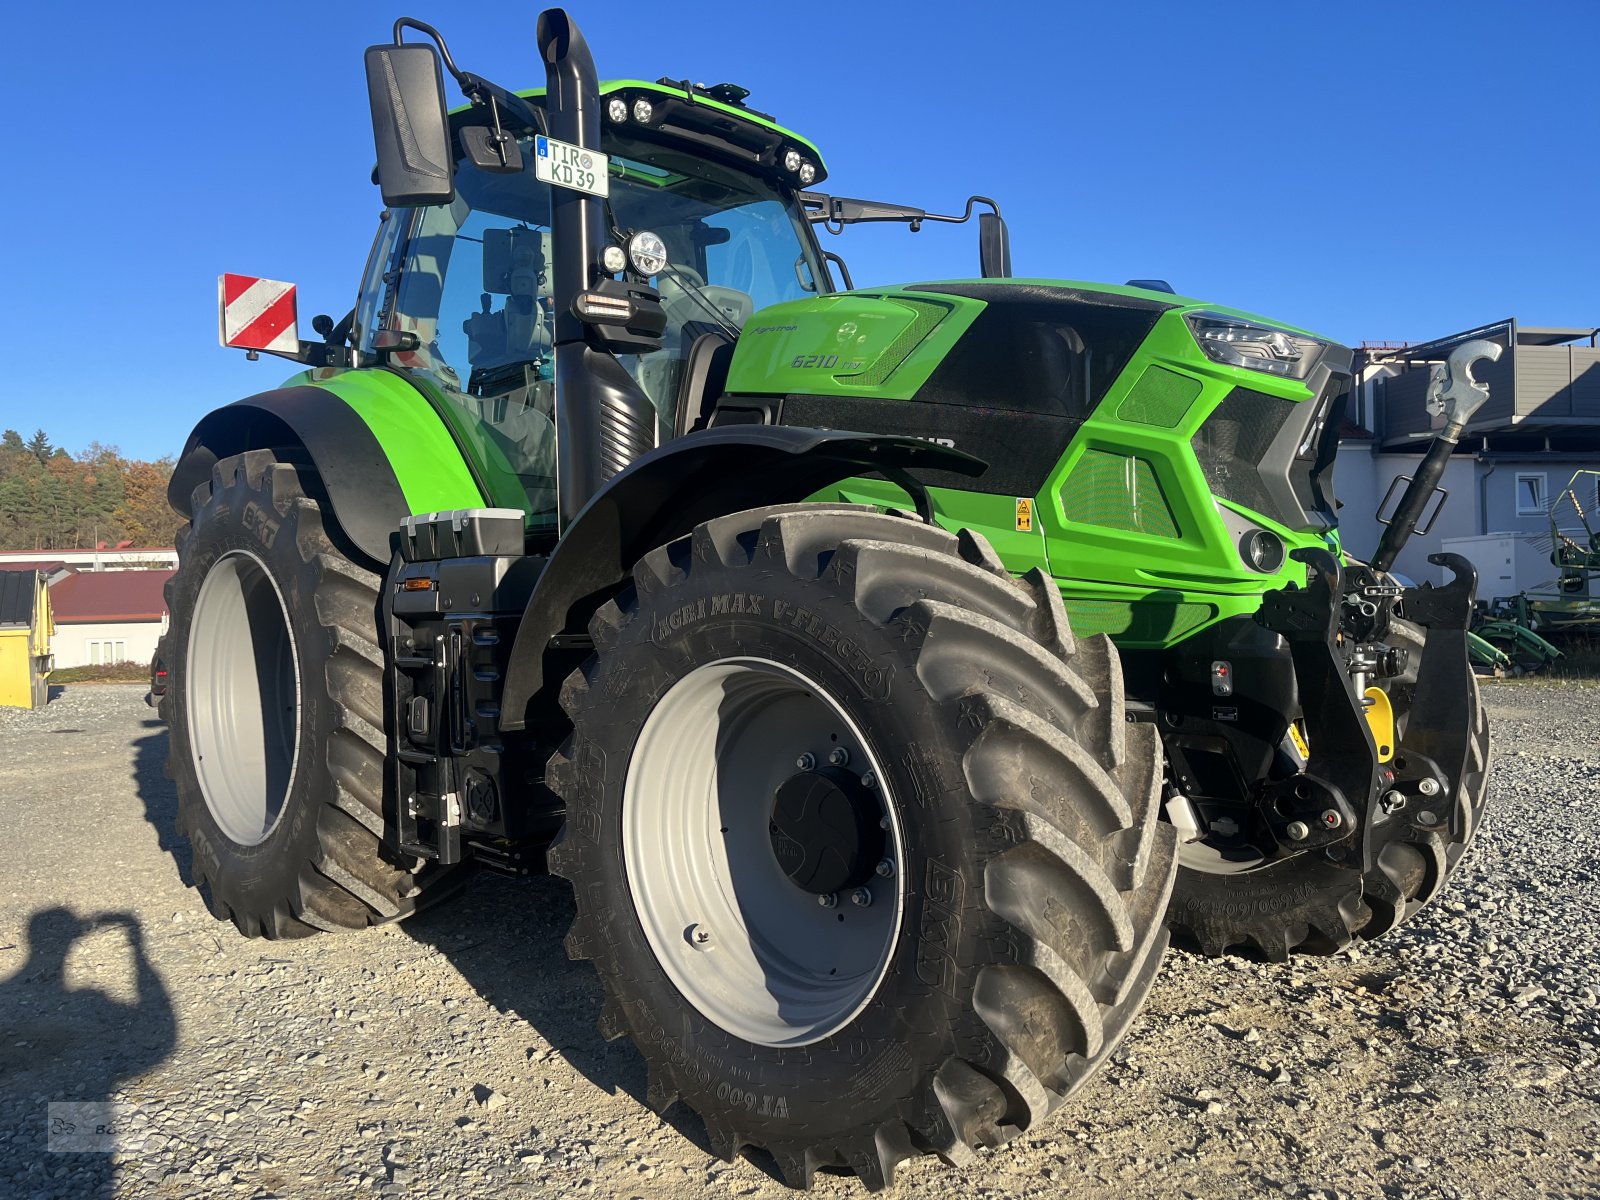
top-left (624, 657), bottom-right (903, 1047)
top-left (187, 550), bottom-right (300, 847)
top-left (1177, 798), bottom-right (1270, 875)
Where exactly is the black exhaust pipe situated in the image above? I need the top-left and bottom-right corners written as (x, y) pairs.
top-left (537, 8), bottom-right (657, 529)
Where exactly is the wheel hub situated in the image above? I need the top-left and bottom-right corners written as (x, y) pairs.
top-left (768, 766), bottom-right (885, 896)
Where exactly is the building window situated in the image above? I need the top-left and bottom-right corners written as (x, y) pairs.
top-left (87, 639), bottom-right (128, 665)
top-left (1515, 473), bottom-right (1547, 516)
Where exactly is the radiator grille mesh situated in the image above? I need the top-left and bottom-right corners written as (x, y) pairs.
top-left (1062, 450), bottom-right (1180, 538)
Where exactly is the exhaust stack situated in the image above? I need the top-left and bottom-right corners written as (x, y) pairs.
top-left (537, 8), bottom-right (659, 530)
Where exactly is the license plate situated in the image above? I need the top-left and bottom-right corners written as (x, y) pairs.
top-left (534, 135), bottom-right (609, 197)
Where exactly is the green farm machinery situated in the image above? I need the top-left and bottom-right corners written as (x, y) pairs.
top-left (156, 9), bottom-right (1493, 1186)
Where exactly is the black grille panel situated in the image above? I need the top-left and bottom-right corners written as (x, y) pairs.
top-left (1192, 387), bottom-right (1300, 525)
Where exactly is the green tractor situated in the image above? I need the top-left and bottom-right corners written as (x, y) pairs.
top-left (158, 8), bottom-right (1492, 1187)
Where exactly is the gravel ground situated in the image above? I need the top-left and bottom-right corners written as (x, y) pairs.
top-left (1, 682), bottom-right (1597, 1200)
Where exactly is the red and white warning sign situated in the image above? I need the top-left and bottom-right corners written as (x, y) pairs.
top-left (218, 273), bottom-right (299, 354)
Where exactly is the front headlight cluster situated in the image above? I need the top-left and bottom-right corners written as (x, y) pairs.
top-left (1185, 312), bottom-right (1327, 381)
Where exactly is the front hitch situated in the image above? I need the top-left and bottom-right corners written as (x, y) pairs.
top-left (1253, 548), bottom-right (1479, 871)
top-left (1254, 548), bottom-right (1380, 859)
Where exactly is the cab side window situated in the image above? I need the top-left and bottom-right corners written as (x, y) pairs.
top-left (386, 148), bottom-right (560, 528)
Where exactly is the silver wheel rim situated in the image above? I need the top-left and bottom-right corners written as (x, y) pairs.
top-left (187, 549), bottom-right (300, 847)
top-left (1178, 833), bottom-right (1268, 875)
top-left (623, 657), bottom-right (903, 1047)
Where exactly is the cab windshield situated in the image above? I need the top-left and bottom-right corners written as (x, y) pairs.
top-left (377, 115), bottom-right (825, 528)
top-left (602, 129), bottom-right (829, 416)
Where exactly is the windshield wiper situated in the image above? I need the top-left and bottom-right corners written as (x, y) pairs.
top-left (659, 262), bottom-right (743, 340)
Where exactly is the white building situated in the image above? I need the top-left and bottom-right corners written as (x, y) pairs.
top-left (48, 569), bottom-right (173, 668)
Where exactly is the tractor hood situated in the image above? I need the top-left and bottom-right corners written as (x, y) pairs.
top-left (726, 278), bottom-right (1177, 404)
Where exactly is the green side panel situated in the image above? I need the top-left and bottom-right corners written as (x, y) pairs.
top-left (281, 369), bottom-right (486, 515)
top-left (1034, 307), bottom-right (1327, 648)
top-left (1061, 451), bottom-right (1180, 539)
top-left (810, 477), bottom-right (1050, 577)
top-left (1062, 597), bottom-right (1216, 642)
top-left (727, 290), bottom-right (985, 400)
top-left (1117, 365), bottom-right (1204, 427)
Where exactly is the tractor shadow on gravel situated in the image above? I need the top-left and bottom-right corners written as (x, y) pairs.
top-left (401, 873), bottom-right (725, 1163)
top-left (131, 720), bottom-right (193, 888)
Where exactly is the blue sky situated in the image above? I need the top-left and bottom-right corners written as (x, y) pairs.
top-left (3, 1), bottom-right (1594, 461)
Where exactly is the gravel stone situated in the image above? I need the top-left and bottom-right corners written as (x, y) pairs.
top-left (2, 681), bottom-right (1598, 1198)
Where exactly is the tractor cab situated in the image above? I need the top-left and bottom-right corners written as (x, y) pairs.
top-left (360, 95), bottom-right (834, 535)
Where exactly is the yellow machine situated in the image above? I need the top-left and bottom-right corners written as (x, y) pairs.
top-left (0, 570), bottom-right (53, 708)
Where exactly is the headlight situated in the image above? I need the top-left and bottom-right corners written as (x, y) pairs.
top-left (798, 161), bottom-right (816, 185)
top-left (632, 98), bottom-right (654, 125)
top-left (1185, 312), bottom-right (1326, 381)
top-left (1239, 528), bottom-right (1286, 573)
top-left (783, 149), bottom-right (802, 174)
top-left (606, 96), bottom-right (629, 124)
top-left (627, 230), bottom-right (669, 277)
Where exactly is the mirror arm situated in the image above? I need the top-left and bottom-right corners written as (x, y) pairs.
top-left (459, 72), bottom-right (548, 136)
top-left (801, 191), bottom-right (1002, 233)
top-left (392, 17), bottom-right (466, 84)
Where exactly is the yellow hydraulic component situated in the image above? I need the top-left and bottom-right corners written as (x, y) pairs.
top-left (1286, 721), bottom-right (1311, 763)
top-left (1363, 686), bottom-right (1395, 762)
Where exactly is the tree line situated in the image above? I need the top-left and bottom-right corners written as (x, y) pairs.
top-left (0, 429), bottom-right (178, 551)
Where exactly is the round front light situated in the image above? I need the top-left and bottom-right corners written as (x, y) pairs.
top-left (783, 148), bottom-right (802, 174)
top-left (1240, 529), bottom-right (1286, 573)
top-left (606, 96), bottom-right (629, 124)
top-left (632, 97), bottom-right (654, 125)
top-left (627, 230), bottom-right (669, 277)
top-left (601, 244), bottom-right (628, 274)
top-left (798, 161), bottom-right (817, 185)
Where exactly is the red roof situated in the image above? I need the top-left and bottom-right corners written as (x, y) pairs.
top-left (0, 559), bottom-right (69, 576)
top-left (51, 570), bottom-right (174, 624)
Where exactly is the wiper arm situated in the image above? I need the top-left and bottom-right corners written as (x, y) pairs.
top-left (659, 262), bottom-right (742, 340)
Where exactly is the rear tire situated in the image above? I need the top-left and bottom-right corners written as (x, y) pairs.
top-left (548, 505), bottom-right (1176, 1188)
top-left (1167, 618), bottom-right (1491, 959)
top-left (163, 449), bottom-right (462, 938)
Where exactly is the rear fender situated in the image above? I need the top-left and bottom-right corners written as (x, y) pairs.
top-left (499, 426), bottom-right (984, 730)
top-left (169, 378), bottom-right (486, 567)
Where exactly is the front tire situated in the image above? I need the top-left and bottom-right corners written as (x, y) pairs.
top-left (164, 449), bottom-right (460, 938)
top-left (548, 506), bottom-right (1176, 1188)
top-left (1167, 618), bottom-right (1491, 959)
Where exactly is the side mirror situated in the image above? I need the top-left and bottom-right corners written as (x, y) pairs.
top-left (979, 211), bottom-right (1012, 278)
top-left (364, 43), bottom-right (454, 207)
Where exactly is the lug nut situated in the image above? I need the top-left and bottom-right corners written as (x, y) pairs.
top-left (1286, 820), bottom-right (1310, 842)
top-left (796, 753), bottom-right (816, 771)
top-left (828, 747), bottom-right (851, 767)
top-left (875, 858), bottom-right (895, 878)
top-left (1417, 777), bottom-right (1441, 797)
top-left (1319, 809), bottom-right (1342, 830)
top-left (1380, 789), bottom-right (1407, 814)
top-left (817, 893), bottom-right (838, 909)
top-left (860, 771), bottom-right (877, 789)
top-left (1417, 809), bottom-right (1440, 826)
top-left (849, 887), bottom-right (873, 908)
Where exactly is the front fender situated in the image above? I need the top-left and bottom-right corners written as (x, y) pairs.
top-left (499, 425), bottom-right (984, 730)
top-left (169, 374), bottom-right (486, 566)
